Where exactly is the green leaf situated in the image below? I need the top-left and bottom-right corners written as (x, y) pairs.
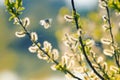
top-left (55, 64), bottom-right (63, 71)
top-left (17, 7), bottom-right (25, 12)
top-left (15, 0), bottom-right (22, 8)
top-left (18, 0), bottom-right (22, 7)
top-left (4, 0), bottom-right (10, 6)
top-left (108, 0), bottom-right (120, 12)
top-left (5, 0), bottom-right (24, 22)
top-left (15, 0), bottom-right (19, 9)
top-left (9, 16), bottom-right (14, 21)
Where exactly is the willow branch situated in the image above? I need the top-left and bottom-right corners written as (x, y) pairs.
top-left (71, 0), bottom-right (104, 79)
top-left (16, 16), bottom-right (82, 80)
top-left (105, 5), bottom-right (120, 68)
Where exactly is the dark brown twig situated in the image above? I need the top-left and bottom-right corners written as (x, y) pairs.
top-left (71, 0), bottom-right (104, 79)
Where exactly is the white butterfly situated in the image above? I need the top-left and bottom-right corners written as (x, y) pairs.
top-left (40, 18), bottom-right (52, 29)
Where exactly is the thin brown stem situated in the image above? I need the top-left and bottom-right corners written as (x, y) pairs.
top-left (71, 0), bottom-right (104, 79)
top-left (79, 37), bottom-right (104, 80)
top-left (105, 7), bottom-right (114, 44)
top-left (105, 6), bottom-right (120, 68)
top-left (71, 0), bottom-right (79, 29)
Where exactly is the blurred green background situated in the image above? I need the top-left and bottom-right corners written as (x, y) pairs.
top-left (1, 0), bottom-right (119, 80)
